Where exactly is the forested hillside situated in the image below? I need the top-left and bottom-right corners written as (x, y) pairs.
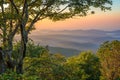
top-left (0, 40), bottom-right (120, 80)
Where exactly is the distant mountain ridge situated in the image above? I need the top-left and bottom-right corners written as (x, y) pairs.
top-left (49, 46), bottom-right (80, 57)
top-left (24, 29), bottom-right (120, 56)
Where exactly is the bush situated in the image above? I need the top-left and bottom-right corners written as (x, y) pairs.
top-left (0, 70), bottom-right (22, 80)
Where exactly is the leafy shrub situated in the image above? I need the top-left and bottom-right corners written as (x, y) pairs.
top-left (0, 70), bottom-right (22, 80)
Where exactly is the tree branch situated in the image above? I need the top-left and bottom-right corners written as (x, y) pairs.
top-left (28, 0), bottom-right (38, 6)
top-left (0, 33), bottom-right (3, 37)
top-left (9, 0), bottom-right (19, 14)
top-left (57, 5), bottom-right (69, 14)
top-left (22, 0), bottom-right (29, 28)
top-left (0, 26), bottom-right (4, 31)
top-left (26, 13), bottom-right (39, 34)
top-left (10, 23), bottom-right (19, 38)
top-left (26, 0), bottom-right (56, 34)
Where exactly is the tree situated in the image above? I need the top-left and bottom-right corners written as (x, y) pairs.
top-left (97, 40), bottom-right (120, 80)
top-left (65, 51), bottom-right (100, 80)
top-left (24, 52), bottom-right (67, 80)
top-left (0, 0), bottom-right (112, 74)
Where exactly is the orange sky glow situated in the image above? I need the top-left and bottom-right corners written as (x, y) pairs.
top-left (35, 0), bottom-right (120, 31)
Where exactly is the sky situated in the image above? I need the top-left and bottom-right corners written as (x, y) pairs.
top-left (35, 0), bottom-right (120, 31)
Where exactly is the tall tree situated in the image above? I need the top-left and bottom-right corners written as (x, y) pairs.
top-left (97, 40), bottom-right (120, 80)
top-left (0, 0), bottom-right (112, 74)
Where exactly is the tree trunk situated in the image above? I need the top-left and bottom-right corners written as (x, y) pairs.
top-left (0, 47), bottom-right (6, 74)
top-left (0, 49), bottom-right (15, 74)
top-left (0, 34), bottom-right (15, 74)
top-left (16, 24), bottom-right (28, 74)
top-left (16, 42), bottom-right (27, 74)
top-left (6, 37), bottom-right (15, 71)
top-left (16, 60), bottom-right (23, 74)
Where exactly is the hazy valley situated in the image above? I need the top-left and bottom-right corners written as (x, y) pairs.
top-left (17, 29), bottom-right (119, 56)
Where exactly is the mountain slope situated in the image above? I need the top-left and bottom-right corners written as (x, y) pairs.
top-left (28, 29), bottom-right (120, 52)
top-left (49, 47), bottom-right (80, 57)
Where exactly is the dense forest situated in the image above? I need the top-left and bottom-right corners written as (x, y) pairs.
top-left (0, 40), bottom-right (120, 80)
top-left (1, 0), bottom-right (120, 80)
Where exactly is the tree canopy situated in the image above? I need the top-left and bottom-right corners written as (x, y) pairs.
top-left (0, 0), bottom-right (112, 74)
top-left (66, 51), bottom-right (100, 80)
top-left (97, 40), bottom-right (120, 80)
top-left (0, 40), bottom-right (120, 80)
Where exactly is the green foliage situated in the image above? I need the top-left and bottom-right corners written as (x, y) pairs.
top-left (0, 0), bottom-right (112, 70)
top-left (0, 0), bottom-right (113, 78)
top-left (23, 53), bottom-right (68, 80)
top-left (20, 41), bottom-right (70, 80)
top-left (1, 40), bottom-right (120, 80)
top-left (97, 40), bottom-right (120, 80)
top-left (65, 51), bottom-right (100, 80)
top-left (12, 40), bottom-right (48, 59)
top-left (0, 70), bottom-right (22, 80)
top-left (26, 40), bottom-right (49, 57)
top-left (0, 69), bottom-right (39, 80)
